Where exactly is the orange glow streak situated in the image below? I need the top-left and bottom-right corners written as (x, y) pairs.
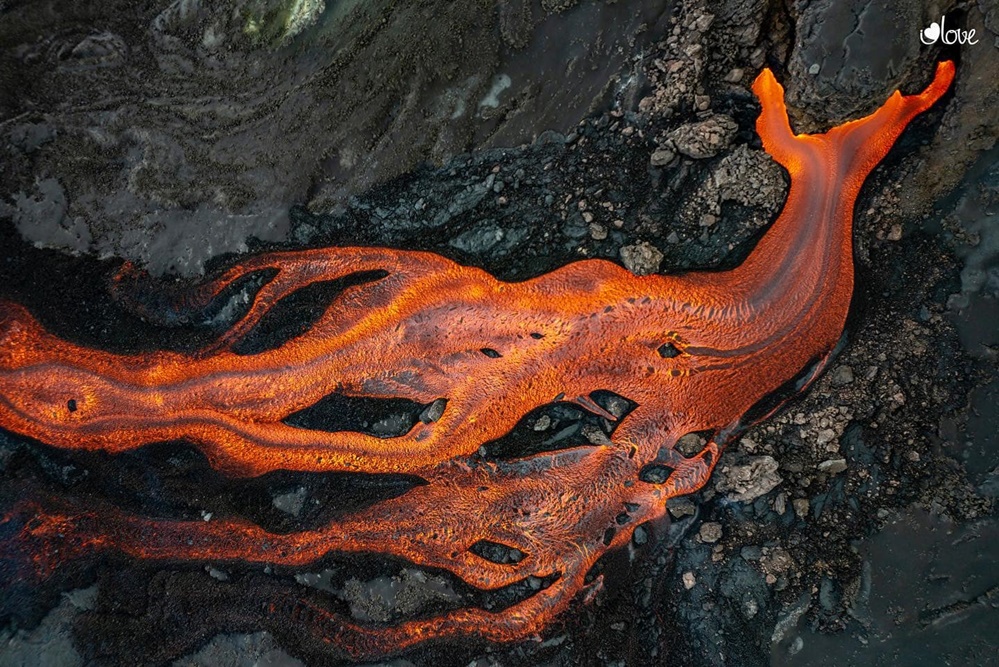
top-left (0, 63), bottom-right (954, 657)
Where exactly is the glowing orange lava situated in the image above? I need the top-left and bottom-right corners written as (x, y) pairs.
top-left (0, 63), bottom-right (953, 658)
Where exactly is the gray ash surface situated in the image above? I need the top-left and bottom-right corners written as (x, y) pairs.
top-left (1, 0), bottom-right (998, 666)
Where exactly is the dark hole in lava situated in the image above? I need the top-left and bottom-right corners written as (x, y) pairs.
top-left (480, 573), bottom-right (558, 612)
top-left (283, 391), bottom-right (439, 438)
top-left (657, 342), bottom-right (681, 358)
top-left (120, 268), bottom-right (275, 331)
top-left (470, 539), bottom-right (526, 564)
top-left (638, 464), bottom-right (676, 484)
top-left (478, 390), bottom-right (636, 461)
top-left (231, 270), bottom-right (388, 355)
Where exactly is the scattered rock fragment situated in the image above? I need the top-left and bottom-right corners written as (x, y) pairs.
top-left (818, 458), bottom-right (848, 474)
top-left (715, 456), bottom-right (782, 502)
top-left (675, 432), bottom-right (707, 456)
top-left (830, 365), bottom-right (854, 387)
top-left (665, 114), bottom-right (738, 159)
top-left (699, 522), bottom-right (722, 543)
top-left (723, 67), bottom-right (743, 83)
top-left (668, 497), bottom-right (697, 519)
top-left (774, 491), bottom-right (787, 515)
top-left (792, 498), bottom-right (810, 519)
top-left (650, 147), bottom-right (676, 166)
top-left (620, 242), bottom-right (663, 276)
top-left (589, 222), bottom-right (607, 240)
top-left (272, 487), bottom-right (307, 517)
top-left (419, 398), bottom-right (448, 424)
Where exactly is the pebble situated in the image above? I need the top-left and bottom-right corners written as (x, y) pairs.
top-left (818, 458), bottom-right (848, 474)
top-left (668, 114), bottom-right (738, 159)
top-left (676, 432), bottom-right (707, 456)
top-left (620, 242), bottom-right (663, 276)
top-left (589, 223), bottom-right (607, 240)
top-left (683, 571), bottom-right (697, 589)
top-left (815, 428), bottom-right (837, 446)
top-left (793, 498), bottom-right (810, 519)
top-left (419, 398), bottom-right (448, 423)
top-left (650, 147), bottom-right (676, 166)
top-left (699, 522), bottom-right (722, 543)
top-left (831, 365), bottom-right (854, 387)
top-left (715, 455), bottom-right (782, 502)
top-left (667, 497), bottom-right (696, 518)
top-left (774, 491), bottom-right (787, 515)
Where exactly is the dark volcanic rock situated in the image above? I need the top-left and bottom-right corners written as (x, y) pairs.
top-left (0, 0), bottom-right (671, 276)
top-left (784, 0), bottom-right (931, 123)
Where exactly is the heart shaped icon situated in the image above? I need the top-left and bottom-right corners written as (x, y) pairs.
top-left (921, 21), bottom-right (941, 44)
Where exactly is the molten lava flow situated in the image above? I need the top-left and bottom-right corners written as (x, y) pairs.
top-left (0, 63), bottom-right (953, 658)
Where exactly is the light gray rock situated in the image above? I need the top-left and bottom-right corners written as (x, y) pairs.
top-left (620, 241), bottom-right (664, 276)
top-left (818, 458), bottom-right (848, 474)
top-left (715, 455), bottom-right (783, 502)
top-left (667, 114), bottom-right (738, 159)
top-left (272, 486), bottom-right (307, 517)
top-left (341, 568), bottom-right (462, 624)
top-left (699, 521), bottom-right (723, 543)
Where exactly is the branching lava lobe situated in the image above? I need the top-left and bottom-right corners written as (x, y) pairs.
top-left (0, 63), bottom-right (954, 658)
